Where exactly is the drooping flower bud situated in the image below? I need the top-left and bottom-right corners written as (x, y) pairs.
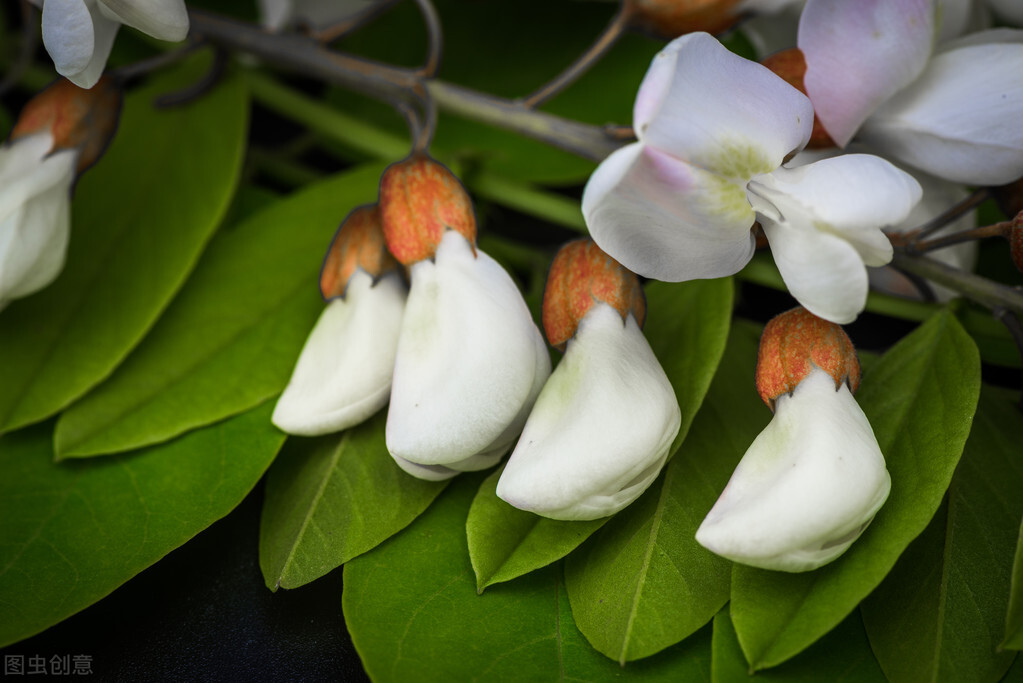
top-left (696, 307), bottom-right (889, 572)
top-left (1011, 211), bottom-right (1023, 275)
top-left (378, 156), bottom-right (476, 265)
top-left (320, 204), bottom-right (401, 299)
top-left (625, 0), bottom-right (742, 38)
top-left (273, 204), bottom-right (408, 436)
top-left (542, 238), bottom-right (646, 351)
top-left (756, 306), bottom-right (860, 410)
top-left (760, 49), bottom-right (835, 149)
top-left (496, 239), bottom-right (680, 520)
top-left (10, 77), bottom-right (122, 175)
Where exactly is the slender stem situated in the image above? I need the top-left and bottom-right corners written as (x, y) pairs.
top-left (188, 9), bottom-right (623, 162)
top-left (311, 0), bottom-right (402, 43)
top-left (413, 91), bottom-right (437, 154)
top-left (520, 4), bottom-right (631, 109)
top-left (412, 0), bottom-right (443, 77)
top-left (110, 42), bottom-right (205, 85)
top-left (0, 1), bottom-right (38, 97)
top-left (912, 221), bottom-right (1013, 253)
top-left (890, 250), bottom-right (1023, 316)
top-left (153, 48), bottom-right (228, 107)
top-left (913, 187), bottom-right (991, 240)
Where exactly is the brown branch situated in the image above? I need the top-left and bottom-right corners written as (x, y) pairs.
top-left (187, 9), bottom-right (623, 162)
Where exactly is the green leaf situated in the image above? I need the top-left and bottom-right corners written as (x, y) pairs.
top-left (53, 164), bottom-right (385, 458)
top-left (565, 317), bottom-right (767, 664)
top-left (259, 411), bottom-right (448, 591)
top-left (730, 309), bottom-right (982, 671)
top-left (861, 386), bottom-right (1023, 682)
top-left (0, 56), bottom-right (248, 434)
top-left (344, 475), bottom-right (715, 682)
top-left (711, 608), bottom-right (886, 682)
top-left (465, 278), bottom-right (733, 594)
top-left (0, 402), bottom-right (284, 647)
top-left (1009, 520), bottom-right (1023, 651)
top-left (466, 466), bottom-right (608, 592)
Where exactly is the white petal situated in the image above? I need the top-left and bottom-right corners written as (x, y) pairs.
top-left (497, 305), bottom-right (681, 521)
top-left (761, 213), bottom-right (870, 324)
top-left (696, 368), bottom-right (891, 572)
top-left (258, 0), bottom-right (292, 30)
top-left (751, 156), bottom-right (920, 266)
top-left (0, 137), bottom-right (77, 307)
top-left (859, 38), bottom-right (1023, 185)
top-left (41, 0), bottom-right (96, 77)
top-left (583, 142), bottom-right (756, 282)
top-left (633, 32), bottom-right (812, 177)
top-left (739, 5), bottom-right (804, 58)
top-left (798, 0), bottom-right (934, 147)
top-left (386, 232), bottom-right (550, 468)
top-left (99, 0), bottom-right (188, 41)
top-left (272, 271), bottom-right (406, 436)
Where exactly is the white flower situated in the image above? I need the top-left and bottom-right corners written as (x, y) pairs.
top-left (695, 367), bottom-right (891, 572)
top-left (583, 32), bottom-right (921, 324)
top-left (385, 231), bottom-right (551, 481)
top-left (496, 303), bottom-right (680, 521)
top-left (799, 0), bottom-right (1023, 184)
top-left (0, 132), bottom-right (78, 311)
top-left (32, 0), bottom-right (189, 88)
top-left (272, 269), bottom-right (406, 436)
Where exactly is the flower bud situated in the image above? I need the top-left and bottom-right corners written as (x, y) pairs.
top-left (10, 77), bottom-right (122, 175)
top-left (1011, 211), bottom-right (1023, 275)
top-left (320, 204), bottom-right (401, 299)
top-left (760, 49), bottom-right (835, 149)
top-left (378, 156), bottom-right (476, 265)
top-left (625, 0), bottom-right (742, 38)
top-left (756, 306), bottom-right (860, 410)
top-left (542, 239), bottom-right (646, 351)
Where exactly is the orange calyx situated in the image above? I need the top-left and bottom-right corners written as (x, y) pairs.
top-left (626, 0), bottom-right (742, 38)
top-left (543, 238), bottom-right (646, 350)
top-left (378, 156), bottom-right (476, 265)
top-left (320, 204), bottom-right (401, 299)
top-left (760, 49), bottom-right (835, 150)
top-left (11, 77), bottom-right (122, 174)
top-left (756, 307), bottom-right (860, 410)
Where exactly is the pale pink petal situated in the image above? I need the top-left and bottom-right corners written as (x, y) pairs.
top-left (859, 37), bottom-right (1023, 185)
top-left (633, 32), bottom-right (812, 177)
top-left (799, 0), bottom-right (934, 147)
top-left (583, 142), bottom-right (756, 282)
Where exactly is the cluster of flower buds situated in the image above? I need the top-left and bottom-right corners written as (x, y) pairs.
top-left (1, 77), bottom-right (122, 310)
top-left (696, 307), bottom-right (891, 572)
top-left (496, 239), bottom-right (681, 520)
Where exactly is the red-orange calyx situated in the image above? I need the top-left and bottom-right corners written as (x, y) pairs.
top-left (760, 49), bottom-right (835, 150)
top-left (543, 238), bottom-right (646, 350)
top-left (756, 307), bottom-right (860, 410)
top-left (378, 155), bottom-right (476, 265)
top-left (625, 0), bottom-right (742, 38)
top-left (10, 77), bottom-right (122, 174)
top-left (320, 204), bottom-right (402, 299)
top-left (1011, 211), bottom-right (1023, 275)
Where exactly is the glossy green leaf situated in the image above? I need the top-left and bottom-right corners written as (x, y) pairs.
top-left (259, 412), bottom-right (448, 591)
top-left (731, 310), bottom-right (981, 671)
top-left (466, 466), bottom-right (608, 592)
top-left (0, 402), bottom-right (284, 647)
top-left (54, 164), bottom-right (385, 458)
top-left (712, 609), bottom-right (885, 682)
top-left (465, 279), bottom-right (733, 593)
top-left (861, 386), bottom-right (1023, 682)
top-left (0, 56), bottom-right (248, 434)
top-left (565, 318), bottom-right (768, 664)
top-left (344, 475), bottom-right (715, 682)
top-left (1008, 520), bottom-right (1023, 651)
